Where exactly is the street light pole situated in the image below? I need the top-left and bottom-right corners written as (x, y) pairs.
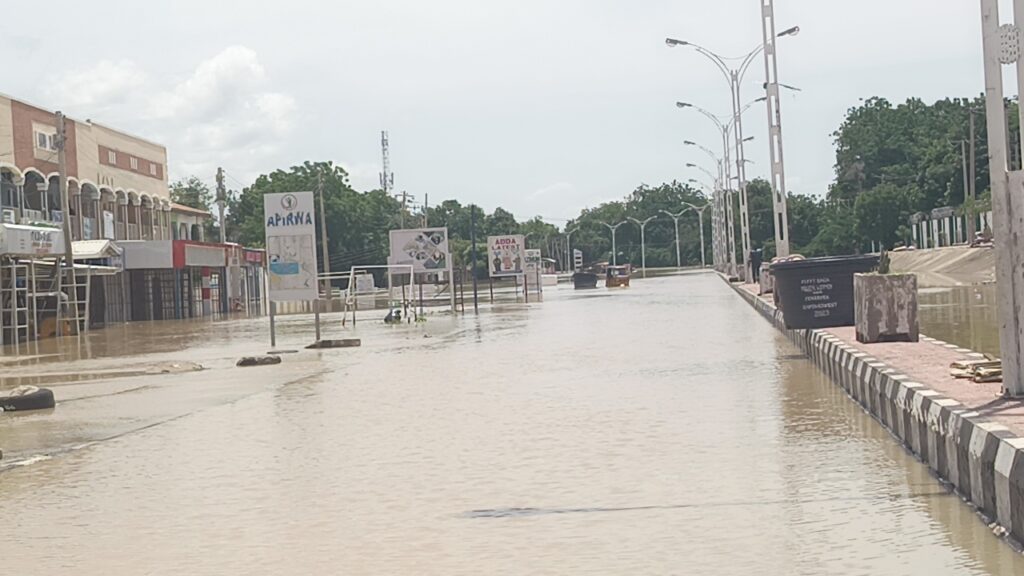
top-left (759, 4), bottom-right (799, 257)
top-left (684, 199), bottom-right (708, 266)
top-left (660, 208), bottom-right (691, 269)
top-left (566, 226), bottom-right (579, 271)
top-left (628, 216), bottom-right (657, 277)
top-left (979, 0), bottom-right (1024, 397)
top-left (599, 221), bottom-right (626, 266)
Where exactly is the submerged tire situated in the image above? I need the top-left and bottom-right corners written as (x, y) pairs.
top-left (0, 386), bottom-right (56, 412)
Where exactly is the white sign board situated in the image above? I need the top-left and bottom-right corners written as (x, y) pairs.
top-left (0, 223), bottom-right (64, 256)
top-left (573, 248), bottom-right (583, 271)
top-left (488, 234), bottom-right (525, 277)
top-left (103, 211), bottom-right (115, 240)
top-left (264, 191), bottom-right (319, 301)
top-left (388, 228), bottom-right (450, 274)
top-left (524, 248), bottom-right (542, 292)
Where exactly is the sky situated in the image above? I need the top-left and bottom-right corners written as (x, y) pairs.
top-left (2, 0), bottom-right (991, 226)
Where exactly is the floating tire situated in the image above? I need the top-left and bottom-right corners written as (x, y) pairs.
top-left (0, 386), bottom-right (56, 412)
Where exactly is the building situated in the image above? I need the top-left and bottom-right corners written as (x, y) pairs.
top-left (0, 94), bottom-right (264, 349)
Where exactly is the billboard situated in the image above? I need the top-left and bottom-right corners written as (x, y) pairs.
top-left (264, 191), bottom-right (319, 301)
top-left (488, 234), bottom-right (525, 277)
top-left (388, 228), bottom-right (450, 274)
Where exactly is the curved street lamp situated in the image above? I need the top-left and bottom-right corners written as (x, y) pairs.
top-left (598, 221), bottom-right (627, 266)
top-left (667, 23), bottom-right (799, 272)
top-left (627, 216), bottom-right (657, 278)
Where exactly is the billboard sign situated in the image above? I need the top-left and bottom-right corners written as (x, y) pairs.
top-left (264, 191), bottom-right (319, 301)
top-left (487, 234), bottom-right (525, 277)
top-left (388, 228), bottom-right (450, 274)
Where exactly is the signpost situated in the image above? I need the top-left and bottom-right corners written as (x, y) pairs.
top-left (573, 249), bottom-right (583, 272)
top-left (388, 227), bottom-right (455, 312)
top-left (264, 191), bottom-right (319, 346)
top-left (487, 235), bottom-right (525, 277)
top-left (524, 248), bottom-right (542, 296)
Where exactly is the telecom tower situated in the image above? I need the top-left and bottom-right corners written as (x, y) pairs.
top-left (379, 130), bottom-right (394, 194)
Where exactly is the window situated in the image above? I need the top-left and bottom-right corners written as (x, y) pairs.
top-left (108, 150), bottom-right (117, 164)
top-left (35, 131), bottom-right (57, 151)
top-left (150, 164), bottom-right (158, 176)
top-left (130, 157), bottom-right (138, 170)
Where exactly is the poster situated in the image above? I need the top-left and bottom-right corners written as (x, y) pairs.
top-left (487, 234), bottom-right (525, 277)
top-left (103, 211), bottom-right (115, 240)
top-left (264, 191), bottom-right (319, 301)
top-left (388, 228), bottom-right (450, 274)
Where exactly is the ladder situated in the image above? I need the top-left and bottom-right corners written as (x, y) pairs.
top-left (63, 266), bottom-right (90, 335)
top-left (0, 258), bottom-right (30, 351)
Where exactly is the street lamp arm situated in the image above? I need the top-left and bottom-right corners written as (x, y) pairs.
top-left (666, 38), bottom-right (732, 83)
top-left (677, 102), bottom-right (727, 135)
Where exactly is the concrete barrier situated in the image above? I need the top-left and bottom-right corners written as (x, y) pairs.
top-left (728, 279), bottom-right (1024, 546)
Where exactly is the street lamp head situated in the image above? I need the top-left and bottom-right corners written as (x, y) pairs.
top-left (665, 38), bottom-right (689, 47)
top-left (683, 140), bottom-right (696, 146)
top-left (755, 96), bottom-right (768, 103)
top-left (676, 101), bottom-right (691, 109)
top-left (742, 136), bottom-right (755, 143)
top-left (777, 26), bottom-right (800, 37)
top-left (685, 163), bottom-right (698, 168)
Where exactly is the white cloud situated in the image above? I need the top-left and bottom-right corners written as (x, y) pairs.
top-left (150, 45), bottom-right (268, 121)
top-left (44, 60), bottom-right (147, 111)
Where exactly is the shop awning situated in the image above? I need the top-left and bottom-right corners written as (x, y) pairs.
top-left (72, 239), bottom-right (123, 261)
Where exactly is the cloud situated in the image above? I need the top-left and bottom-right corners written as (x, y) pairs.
top-left (146, 46), bottom-right (297, 183)
top-left (150, 45), bottom-right (268, 121)
top-left (44, 60), bottom-right (147, 111)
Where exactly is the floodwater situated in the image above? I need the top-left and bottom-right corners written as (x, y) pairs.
top-left (1, 273), bottom-right (1022, 575)
top-left (918, 284), bottom-right (1001, 358)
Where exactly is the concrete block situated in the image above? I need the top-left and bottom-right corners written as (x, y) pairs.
top-left (854, 273), bottom-right (920, 343)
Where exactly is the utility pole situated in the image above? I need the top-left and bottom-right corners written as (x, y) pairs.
top-left (968, 109), bottom-right (978, 240)
top-left (317, 168), bottom-right (331, 300)
top-left (400, 191), bottom-right (408, 228)
top-left (216, 167), bottom-right (226, 244)
top-left (55, 112), bottom-right (74, 261)
top-left (979, 0), bottom-right (1024, 396)
top-left (470, 205), bottom-right (479, 312)
top-left (55, 112), bottom-right (74, 336)
top-left (661, 209), bottom-right (689, 269)
top-left (423, 193), bottom-right (429, 227)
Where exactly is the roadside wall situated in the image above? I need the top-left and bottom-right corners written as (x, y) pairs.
top-left (889, 246), bottom-right (995, 286)
top-left (730, 281), bottom-right (1024, 545)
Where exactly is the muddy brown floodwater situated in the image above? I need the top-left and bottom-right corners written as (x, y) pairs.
top-left (1, 273), bottom-right (1022, 575)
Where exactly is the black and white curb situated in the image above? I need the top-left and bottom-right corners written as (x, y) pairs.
top-left (729, 280), bottom-right (1024, 545)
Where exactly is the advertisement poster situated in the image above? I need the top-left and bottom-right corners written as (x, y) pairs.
top-left (487, 234), bottom-right (525, 277)
top-left (264, 191), bottom-right (319, 301)
top-left (524, 248), bottom-right (542, 291)
top-left (103, 211), bottom-right (115, 240)
top-left (0, 224), bottom-right (64, 256)
top-left (388, 228), bottom-right (450, 274)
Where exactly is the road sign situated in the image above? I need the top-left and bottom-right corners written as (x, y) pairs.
top-left (573, 249), bottom-right (583, 271)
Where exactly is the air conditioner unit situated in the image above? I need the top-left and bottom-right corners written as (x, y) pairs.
top-left (1, 208), bottom-right (15, 224)
top-left (21, 209), bottom-right (44, 223)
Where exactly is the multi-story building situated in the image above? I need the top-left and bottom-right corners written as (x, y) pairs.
top-left (0, 94), bottom-right (264, 349)
top-left (0, 94), bottom-right (172, 241)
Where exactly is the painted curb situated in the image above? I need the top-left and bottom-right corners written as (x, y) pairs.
top-left (727, 279), bottom-right (1024, 544)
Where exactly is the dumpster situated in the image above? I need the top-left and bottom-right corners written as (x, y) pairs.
top-left (771, 254), bottom-right (879, 330)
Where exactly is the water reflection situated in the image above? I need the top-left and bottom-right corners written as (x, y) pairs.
top-left (918, 284), bottom-right (1000, 356)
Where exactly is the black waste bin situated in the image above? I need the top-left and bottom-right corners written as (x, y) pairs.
top-left (770, 255), bottom-right (879, 330)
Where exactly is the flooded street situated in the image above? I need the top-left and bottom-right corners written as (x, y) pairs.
top-left (1, 273), bottom-right (1022, 574)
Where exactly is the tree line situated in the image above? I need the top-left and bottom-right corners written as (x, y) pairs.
top-left (169, 94), bottom-right (1011, 270)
